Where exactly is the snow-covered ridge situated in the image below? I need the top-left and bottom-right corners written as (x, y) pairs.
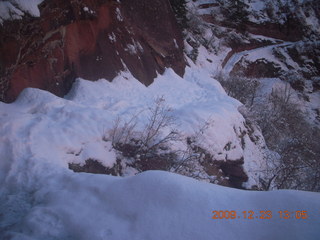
top-left (0, 0), bottom-right (44, 24)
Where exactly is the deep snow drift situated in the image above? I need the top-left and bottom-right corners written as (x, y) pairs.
top-left (1, 171), bottom-right (320, 240)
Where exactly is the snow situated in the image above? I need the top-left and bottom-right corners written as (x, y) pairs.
top-left (1, 0), bottom-right (320, 235)
top-left (108, 32), bottom-right (116, 43)
top-left (222, 41), bottom-right (296, 75)
top-left (64, 67), bottom-right (255, 169)
top-left (195, 45), bottom-right (230, 75)
top-left (0, 62), bottom-right (269, 185)
top-left (1, 169), bottom-right (319, 239)
top-left (0, 2), bottom-right (24, 23)
top-left (0, 0), bottom-right (43, 24)
top-left (249, 0), bottom-right (266, 12)
top-left (256, 77), bottom-right (320, 126)
top-left (0, 52), bottom-right (319, 240)
top-left (83, 6), bottom-right (95, 15)
top-left (303, 6), bottom-right (320, 35)
top-left (247, 33), bottom-right (283, 43)
top-left (173, 39), bottom-right (179, 49)
top-left (115, 7), bottom-right (123, 22)
top-left (124, 40), bottom-right (143, 55)
top-left (0, 81), bottom-right (319, 238)
top-left (13, 0), bottom-right (43, 17)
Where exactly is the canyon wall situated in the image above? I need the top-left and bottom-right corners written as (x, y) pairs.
top-left (0, 0), bottom-right (186, 102)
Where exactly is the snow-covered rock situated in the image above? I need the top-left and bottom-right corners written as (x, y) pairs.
top-left (0, 0), bottom-right (43, 24)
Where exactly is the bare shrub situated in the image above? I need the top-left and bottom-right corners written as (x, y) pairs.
top-left (217, 74), bottom-right (259, 106)
top-left (280, 71), bottom-right (305, 91)
top-left (141, 97), bottom-right (179, 149)
top-left (253, 84), bottom-right (300, 144)
top-left (109, 113), bottom-right (140, 147)
top-left (218, 72), bottom-right (320, 191)
top-left (172, 119), bottom-right (215, 180)
top-left (105, 97), bottom-right (249, 187)
top-left (105, 99), bottom-right (220, 182)
top-left (106, 97), bottom-right (181, 171)
top-left (249, 84), bottom-right (320, 191)
top-left (187, 4), bottom-right (206, 35)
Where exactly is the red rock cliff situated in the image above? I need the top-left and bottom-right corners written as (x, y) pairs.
top-left (0, 0), bottom-right (186, 102)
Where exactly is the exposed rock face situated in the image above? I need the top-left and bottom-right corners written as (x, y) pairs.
top-left (201, 15), bottom-right (305, 42)
top-left (0, 0), bottom-right (186, 102)
top-left (231, 59), bottom-right (283, 78)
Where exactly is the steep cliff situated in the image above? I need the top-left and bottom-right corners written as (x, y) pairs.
top-left (0, 0), bottom-right (186, 102)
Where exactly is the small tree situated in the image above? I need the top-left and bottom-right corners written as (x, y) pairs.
top-left (169, 0), bottom-right (188, 29)
top-left (218, 0), bottom-right (249, 26)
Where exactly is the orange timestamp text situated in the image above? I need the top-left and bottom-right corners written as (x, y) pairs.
top-left (211, 210), bottom-right (308, 220)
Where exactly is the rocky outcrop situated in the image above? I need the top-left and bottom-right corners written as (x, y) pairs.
top-left (201, 15), bottom-right (304, 42)
top-left (0, 0), bottom-right (186, 102)
top-left (231, 59), bottom-right (283, 78)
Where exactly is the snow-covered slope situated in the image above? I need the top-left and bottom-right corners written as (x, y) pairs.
top-left (0, 64), bottom-right (280, 238)
top-left (187, 0), bottom-right (320, 126)
top-left (1, 1), bottom-right (319, 238)
top-left (1, 62), bottom-right (318, 239)
top-left (184, 0), bottom-right (320, 191)
top-left (0, 65), bottom-right (269, 188)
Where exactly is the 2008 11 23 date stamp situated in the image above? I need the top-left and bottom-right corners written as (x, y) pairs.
top-left (211, 210), bottom-right (308, 220)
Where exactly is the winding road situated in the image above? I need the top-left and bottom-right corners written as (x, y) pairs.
top-left (222, 41), bottom-right (296, 76)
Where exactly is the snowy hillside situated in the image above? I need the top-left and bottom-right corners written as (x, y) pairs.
top-left (0, 0), bottom-right (320, 239)
top-left (0, 64), bottom-right (270, 187)
top-left (184, 0), bottom-right (320, 191)
top-left (1, 62), bottom-right (319, 239)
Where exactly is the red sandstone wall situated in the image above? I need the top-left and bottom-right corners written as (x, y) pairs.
top-left (0, 0), bottom-right (186, 102)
